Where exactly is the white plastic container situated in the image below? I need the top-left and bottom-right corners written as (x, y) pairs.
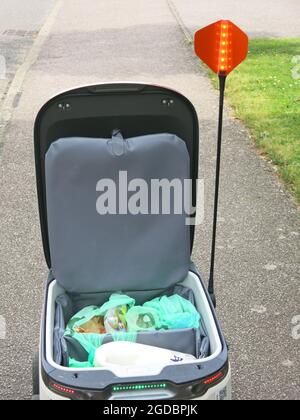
top-left (93, 341), bottom-right (196, 375)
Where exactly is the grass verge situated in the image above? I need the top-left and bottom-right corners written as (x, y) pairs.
top-left (211, 38), bottom-right (300, 203)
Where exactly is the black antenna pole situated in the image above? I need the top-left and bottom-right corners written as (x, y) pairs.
top-left (208, 74), bottom-right (227, 307)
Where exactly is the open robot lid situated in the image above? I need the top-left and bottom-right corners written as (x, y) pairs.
top-left (34, 83), bottom-right (199, 293)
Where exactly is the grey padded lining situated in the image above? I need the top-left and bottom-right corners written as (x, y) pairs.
top-left (46, 133), bottom-right (191, 293)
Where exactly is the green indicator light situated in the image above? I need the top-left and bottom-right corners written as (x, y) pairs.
top-left (112, 383), bottom-right (168, 392)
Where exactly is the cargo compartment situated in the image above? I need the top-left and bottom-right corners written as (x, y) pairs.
top-left (46, 271), bottom-right (222, 378)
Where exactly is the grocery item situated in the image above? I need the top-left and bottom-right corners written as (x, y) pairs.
top-left (74, 316), bottom-right (106, 334)
top-left (65, 294), bottom-right (135, 336)
top-left (65, 305), bottom-right (105, 336)
top-left (104, 306), bottom-right (128, 334)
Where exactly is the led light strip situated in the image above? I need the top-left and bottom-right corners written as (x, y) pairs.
top-left (112, 383), bottom-right (167, 392)
top-left (218, 21), bottom-right (232, 73)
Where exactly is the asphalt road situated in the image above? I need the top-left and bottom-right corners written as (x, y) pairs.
top-left (0, 0), bottom-right (299, 400)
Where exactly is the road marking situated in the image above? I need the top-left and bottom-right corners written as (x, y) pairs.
top-left (0, 0), bottom-right (63, 127)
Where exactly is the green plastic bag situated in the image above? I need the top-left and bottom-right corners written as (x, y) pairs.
top-left (67, 331), bottom-right (138, 368)
top-left (65, 294), bottom-right (137, 365)
top-left (65, 294), bottom-right (135, 334)
top-left (99, 293), bottom-right (135, 316)
top-left (143, 294), bottom-right (200, 330)
top-left (126, 306), bottom-right (160, 332)
top-left (66, 331), bottom-right (107, 355)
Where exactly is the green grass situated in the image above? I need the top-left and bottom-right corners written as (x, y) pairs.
top-left (211, 39), bottom-right (300, 203)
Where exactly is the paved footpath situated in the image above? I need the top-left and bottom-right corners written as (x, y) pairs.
top-left (0, 0), bottom-right (55, 108)
top-left (0, 0), bottom-right (299, 400)
top-left (171, 0), bottom-right (300, 38)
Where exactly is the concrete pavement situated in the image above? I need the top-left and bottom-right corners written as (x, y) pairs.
top-left (0, 0), bottom-right (299, 400)
top-left (0, 0), bottom-right (55, 104)
top-left (170, 0), bottom-right (300, 38)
